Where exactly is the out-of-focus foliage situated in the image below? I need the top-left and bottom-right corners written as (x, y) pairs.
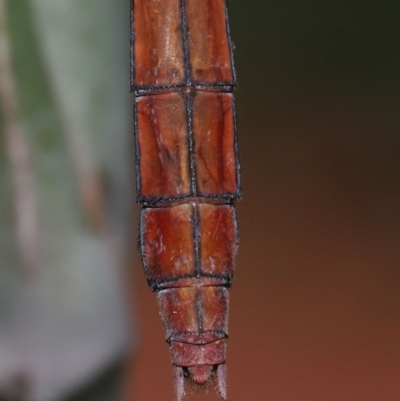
top-left (0, 1), bottom-right (135, 400)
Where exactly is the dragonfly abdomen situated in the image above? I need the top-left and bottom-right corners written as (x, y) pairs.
top-left (132, 0), bottom-right (240, 399)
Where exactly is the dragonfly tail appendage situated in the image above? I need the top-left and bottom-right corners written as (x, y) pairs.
top-left (174, 365), bottom-right (185, 401)
top-left (217, 363), bottom-right (228, 401)
top-left (173, 363), bottom-right (228, 401)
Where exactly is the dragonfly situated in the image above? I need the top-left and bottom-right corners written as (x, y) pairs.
top-left (131, 0), bottom-right (240, 399)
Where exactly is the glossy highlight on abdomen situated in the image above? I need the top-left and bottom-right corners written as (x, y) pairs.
top-left (133, 0), bottom-right (185, 86)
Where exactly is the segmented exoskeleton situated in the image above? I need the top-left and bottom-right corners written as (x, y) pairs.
top-left (131, 1), bottom-right (240, 399)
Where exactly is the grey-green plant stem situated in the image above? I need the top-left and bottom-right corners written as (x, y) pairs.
top-left (0, 0), bottom-right (41, 277)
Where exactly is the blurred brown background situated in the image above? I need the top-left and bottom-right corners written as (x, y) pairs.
top-left (126, 1), bottom-right (400, 400)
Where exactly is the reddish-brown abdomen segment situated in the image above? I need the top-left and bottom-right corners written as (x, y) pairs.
top-left (140, 204), bottom-right (238, 287)
top-left (132, 0), bottom-right (235, 91)
top-left (132, 0), bottom-right (239, 399)
top-left (135, 92), bottom-right (239, 202)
